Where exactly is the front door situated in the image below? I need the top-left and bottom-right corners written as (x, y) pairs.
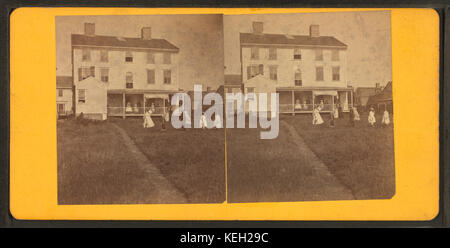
top-left (57, 103), bottom-right (65, 115)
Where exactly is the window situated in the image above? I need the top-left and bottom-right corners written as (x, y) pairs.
top-left (78, 89), bottom-right (86, 103)
top-left (100, 50), bottom-right (108, 62)
top-left (269, 65), bottom-right (278, 81)
top-left (315, 49), bottom-right (323, 61)
top-left (316, 67), bottom-right (324, 81)
top-left (147, 52), bottom-right (155, 64)
top-left (82, 49), bottom-right (90, 61)
top-left (57, 103), bottom-right (65, 114)
top-left (100, 68), bottom-right (109, 82)
top-left (246, 64), bottom-right (263, 80)
top-left (331, 49), bottom-right (339, 61)
top-left (78, 66), bottom-right (95, 81)
top-left (332, 66), bottom-right (340, 81)
top-left (295, 70), bottom-right (302, 86)
top-left (163, 70), bottom-right (171, 84)
top-left (269, 48), bottom-right (277, 60)
top-left (163, 53), bottom-right (171, 64)
top-left (250, 47), bottom-right (259, 60)
top-left (126, 72), bottom-right (133, 88)
top-left (147, 69), bottom-right (155, 84)
top-left (294, 48), bottom-right (302, 60)
top-left (58, 89), bottom-right (63, 97)
top-left (125, 51), bottom-right (133, 62)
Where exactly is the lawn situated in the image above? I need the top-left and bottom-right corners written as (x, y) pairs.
top-left (58, 119), bottom-right (166, 204)
top-left (282, 112), bottom-right (395, 200)
top-left (112, 117), bottom-right (226, 203)
top-left (226, 112), bottom-right (395, 202)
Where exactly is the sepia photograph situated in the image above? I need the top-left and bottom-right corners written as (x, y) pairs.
top-left (56, 14), bottom-right (226, 204)
top-left (55, 11), bottom-right (395, 205)
top-left (223, 11), bottom-right (395, 203)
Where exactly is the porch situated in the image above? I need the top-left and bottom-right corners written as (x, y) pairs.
top-left (277, 88), bottom-right (354, 114)
top-left (107, 90), bottom-right (177, 118)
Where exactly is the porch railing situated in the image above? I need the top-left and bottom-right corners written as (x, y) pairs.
top-left (107, 106), bottom-right (167, 116)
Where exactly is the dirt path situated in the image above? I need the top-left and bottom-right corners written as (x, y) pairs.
top-left (280, 120), bottom-right (355, 201)
top-left (111, 123), bottom-right (188, 204)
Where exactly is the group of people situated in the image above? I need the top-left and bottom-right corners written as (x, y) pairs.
top-left (142, 105), bottom-right (223, 130)
top-left (312, 105), bottom-right (391, 127)
top-left (143, 104), bottom-right (170, 129)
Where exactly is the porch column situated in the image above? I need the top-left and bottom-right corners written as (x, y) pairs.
top-left (312, 91), bottom-right (315, 111)
top-left (163, 97), bottom-right (166, 116)
top-left (332, 95), bottom-right (335, 113)
top-left (350, 90), bottom-right (353, 108)
top-left (291, 90), bottom-right (295, 116)
top-left (143, 94), bottom-right (145, 114)
top-left (122, 92), bottom-right (125, 119)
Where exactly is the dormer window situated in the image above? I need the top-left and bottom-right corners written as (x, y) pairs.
top-left (125, 51), bottom-right (133, 62)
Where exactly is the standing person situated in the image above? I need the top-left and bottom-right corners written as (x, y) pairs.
top-left (353, 106), bottom-right (361, 121)
top-left (333, 104), bottom-right (339, 119)
top-left (200, 112), bottom-right (208, 129)
top-left (312, 105), bottom-right (324, 125)
top-left (382, 108), bottom-right (390, 127)
top-left (143, 109), bottom-right (155, 128)
top-left (349, 107), bottom-right (355, 127)
top-left (329, 112), bottom-right (335, 127)
top-left (294, 99), bottom-right (302, 111)
top-left (368, 107), bottom-right (376, 127)
top-left (164, 106), bottom-right (170, 123)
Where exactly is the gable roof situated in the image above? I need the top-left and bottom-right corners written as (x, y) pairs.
top-left (56, 76), bottom-right (73, 88)
top-left (72, 34), bottom-right (179, 51)
top-left (240, 32), bottom-right (347, 48)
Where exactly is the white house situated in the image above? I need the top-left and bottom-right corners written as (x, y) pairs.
top-left (72, 23), bottom-right (181, 119)
top-left (56, 76), bottom-right (73, 117)
top-left (240, 22), bottom-right (354, 114)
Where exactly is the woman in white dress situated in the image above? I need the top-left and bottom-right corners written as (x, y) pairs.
top-left (312, 106), bottom-right (324, 125)
top-left (143, 109), bottom-right (155, 128)
top-left (294, 99), bottom-right (302, 111)
top-left (353, 106), bottom-right (360, 121)
top-left (368, 107), bottom-right (376, 127)
top-left (200, 112), bottom-right (208, 129)
top-left (333, 105), bottom-right (339, 119)
top-left (382, 109), bottom-right (390, 126)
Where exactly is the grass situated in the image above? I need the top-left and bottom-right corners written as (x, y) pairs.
top-left (57, 118), bottom-right (165, 204)
top-left (112, 117), bottom-right (225, 203)
top-left (282, 112), bottom-right (395, 200)
top-left (226, 112), bottom-right (395, 202)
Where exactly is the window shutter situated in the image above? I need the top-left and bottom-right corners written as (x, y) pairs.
top-left (247, 66), bottom-right (252, 80)
top-left (259, 64), bottom-right (264, 75)
top-left (78, 68), bottom-right (82, 81)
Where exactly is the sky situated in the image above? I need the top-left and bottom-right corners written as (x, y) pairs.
top-left (223, 10), bottom-right (392, 88)
top-left (55, 14), bottom-right (224, 91)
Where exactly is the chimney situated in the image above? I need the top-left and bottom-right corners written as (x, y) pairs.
top-left (309, 24), bottom-right (319, 38)
top-left (141, 27), bottom-right (152, 40)
top-left (84, 23), bottom-right (95, 36)
top-left (252, 21), bottom-right (263, 34)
